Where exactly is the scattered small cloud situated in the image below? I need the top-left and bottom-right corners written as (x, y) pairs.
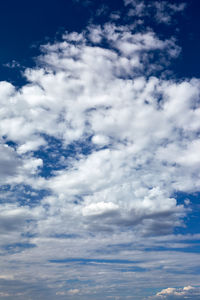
top-left (68, 288), bottom-right (80, 295)
top-left (3, 60), bottom-right (21, 69)
top-left (124, 0), bottom-right (186, 25)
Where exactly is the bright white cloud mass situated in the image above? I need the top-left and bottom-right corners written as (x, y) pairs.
top-left (149, 285), bottom-right (200, 299)
top-left (0, 1), bottom-right (200, 299)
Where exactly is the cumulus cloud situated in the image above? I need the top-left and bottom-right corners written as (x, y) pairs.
top-left (0, 2), bottom-right (199, 299)
top-left (0, 22), bottom-right (199, 239)
top-left (149, 285), bottom-right (200, 299)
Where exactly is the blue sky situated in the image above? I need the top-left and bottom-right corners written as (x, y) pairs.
top-left (0, 0), bottom-right (200, 299)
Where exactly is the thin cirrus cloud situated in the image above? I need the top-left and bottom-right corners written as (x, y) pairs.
top-left (0, 2), bottom-right (200, 299)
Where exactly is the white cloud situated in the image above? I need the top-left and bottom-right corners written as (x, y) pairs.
top-left (149, 285), bottom-right (200, 299)
top-left (92, 134), bottom-right (110, 146)
top-left (0, 23), bottom-right (199, 237)
top-left (68, 288), bottom-right (80, 295)
top-left (17, 138), bottom-right (46, 154)
top-left (82, 202), bottom-right (119, 217)
top-left (0, 8), bottom-right (199, 300)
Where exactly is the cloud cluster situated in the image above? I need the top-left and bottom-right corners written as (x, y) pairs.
top-left (124, 0), bottom-right (186, 25)
top-left (150, 285), bottom-right (200, 299)
top-left (0, 22), bottom-right (200, 239)
top-left (0, 4), bottom-right (200, 299)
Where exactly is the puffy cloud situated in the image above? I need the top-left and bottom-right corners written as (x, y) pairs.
top-left (82, 202), bottom-right (119, 217)
top-left (149, 285), bottom-right (200, 299)
top-left (0, 5), bottom-right (199, 300)
top-left (0, 23), bottom-right (199, 238)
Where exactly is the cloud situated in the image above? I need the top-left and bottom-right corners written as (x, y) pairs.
top-left (56, 290), bottom-right (80, 296)
top-left (68, 288), bottom-right (80, 295)
top-left (0, 143), bottom-right (21, 179)
top-left (82, 202), bottom-right (119, 217)
top-left (0, 275), bottom-right (14, 280)
top-left (0, 23), bottom-right (199, 239)
top-left (0, 3), bottom-right (199, 299)
top-left (124, 0), bottom-right (186, 25)
top-left (149, 285), bottom-right (200, 299)
top-left (0, 292), bottom-right (10, 297)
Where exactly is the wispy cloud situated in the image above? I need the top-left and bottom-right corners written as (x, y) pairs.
top-left (124, 0), bottom-right (186, 25)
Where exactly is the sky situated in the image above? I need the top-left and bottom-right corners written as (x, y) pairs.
top-left (0, 0), bottom-right (200, 299)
